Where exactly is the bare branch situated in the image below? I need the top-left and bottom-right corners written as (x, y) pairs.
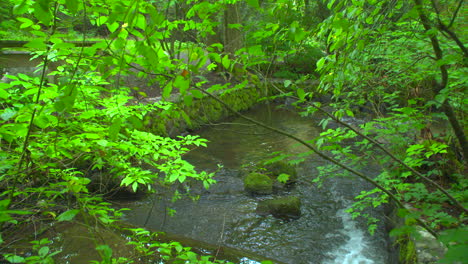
top-left (195, 86), bottom-right (439, 238)
top-left (449, 0), bottom-right (464, 28)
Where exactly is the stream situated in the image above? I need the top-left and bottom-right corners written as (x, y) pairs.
top-left (121, 103), bottom-right (396, 264)
top-left (1, 55), bottom-right (395, 263)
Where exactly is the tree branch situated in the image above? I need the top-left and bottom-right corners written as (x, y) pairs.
top-left (194, 87), bottom-right (439, 238)
top-left (448, 0), bottom-right (464, 28)
top-left (414, 0), bottom-right (468, 164)
top-left (269, 79), bottom-right (466, 213)
top-left (430, 0), bottom-right (468, 58)
top-left (309, 101), bottom-right (467, 214)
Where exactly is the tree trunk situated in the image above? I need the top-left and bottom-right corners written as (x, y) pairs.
top-left (223, 3), bottom-right (243, 54)
top-left (414, 0), bottom-right (468, 164)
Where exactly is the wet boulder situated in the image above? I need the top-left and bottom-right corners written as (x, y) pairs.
top-left (264, 161), bottom-right (297, 185)
top-left (256, 196), bottom-right (301, 220)
top-left (244, 172), bottom-right (273, 195)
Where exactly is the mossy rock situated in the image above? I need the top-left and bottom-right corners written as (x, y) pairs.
top-left (244, 172), bottom-right (273, 195)
top-left (398, 235), bottom-right (417, 264)
top-left (265, 161), bottom-right (297, 184)
top-left (256, 196), bottom-right (301, 220)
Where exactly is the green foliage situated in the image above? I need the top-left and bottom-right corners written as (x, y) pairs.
top-left (125, 228), bottom-right (233, 264)
top-left (438, 227), bottom-right (468, 264)
top-left (282, 45), bottom-right (324, 76)
top-left (307, 0), bottom-right (467, 261)
top-left (4, 238), bottom-right (61, 264)
top-left (1, 0), bottom-right (466, 262)
top-left (0, 0), bottom-right (227, 262)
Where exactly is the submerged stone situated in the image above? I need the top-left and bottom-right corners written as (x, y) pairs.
top-left (244, 172), bottom-right (273, 195)
top-left (256, 196), bottom-right (301, 220)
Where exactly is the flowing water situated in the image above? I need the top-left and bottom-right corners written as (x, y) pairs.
top-left (2, 52), bottom-right (397, 263)
top-left (1, 54), bottom-right (394, 262)
top-left (122, 103), bottom-right (395, 264)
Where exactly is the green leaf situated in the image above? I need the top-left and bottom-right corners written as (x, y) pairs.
top-left (169, 173), bottom-right (179, 182)
top-left (82, 133), bottom-right (100, 139)
top-left (178, 175), bottom-right (186, 183)
top-left (297, 88), bottom-right (305, 100)
top-left (5, 254), bottom-right (26, 263)
top-left (190, 89), bottom-right (204, 99)
top-left (316, 57), bottom-right (325, 71)
top-left (135, 14), bottom-right (147, 30)
top-left (96, 245), bottom-right (113, 263)
top-left (174, 75), bottom-right (189, 95)
top-left (174, 243), bottom-right (183, 252)
top-left (439, 228), bottom-right (468, 244)
top-left (13, 0), bottom-right (30, 15)
top-left (56, 209), bottom-right (79, 222)
top-left (54, 85), bottom-right (78, 111)
top-left (25, 39), bottom-right (47, 50)
top-left (0, 88), bottom-right (8, 100)
top-left (120, 177), bottom-right (132, 187)
top-left (345, 109), bottom-right (354, 117)
top-left (96, 139), bottom-right (108, 147)
top-left (163, 82), bottom-right (173, 99)
top-left (109, 118), bottom-right (122, 141)
top-left (107, 22), bottom-right (119, 33)
top-left (38, 246), bottom-right (49, 256)
top-left (0, 199), bottom-right (11, 210)
top-left (17, 17), bottom-right (34, 29)
top-left (221, 55), bottom-right (231, 70)
top-left (294, 28), bottom-right (308, 42)
top-left (33, 114), bottom-right (52, 129)
top-left (96, 16), bottom-right (108, 26)
top-left (1, 108), bottom-right (16, 121)
top-left (439, 244), bottom-right (468, 263)
top-left (203, 180), bottom-right (210, 189)
top-left (149, 8), bottom-right (165, 26)
top-left (33, 0), bottom-right (52, 26)
top-left (277, 173), bottom-right (290, 183)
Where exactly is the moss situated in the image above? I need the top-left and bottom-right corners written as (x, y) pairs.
top-left (146, 82), bottom-right (277, 136)
top-left (264, 161), bottom-right (297, 184)
top-left (256, 196), bottom-right (301, 220)
top-left (398, 235), bottom-right (417, 264)
top-left (244, 172), bottom-right (273, 195)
